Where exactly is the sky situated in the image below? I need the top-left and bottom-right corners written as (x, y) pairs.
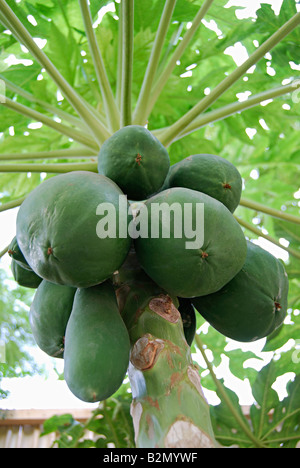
top-left (0, 0), bottom-right (297, 410)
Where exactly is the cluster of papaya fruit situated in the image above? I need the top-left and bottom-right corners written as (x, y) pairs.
top-left (8, 125), bottom-right (289, 403)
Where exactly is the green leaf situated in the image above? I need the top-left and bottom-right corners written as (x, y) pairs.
top-left (41, 413), bottom-right (75, 435)
top-left (251, 361), bottom-right (279, 413)
top-left (85, 395), bottom-right (135, 448)
top-left (210, 379), bottom-right (253, 447)
top-left (41, 394), bottom-right (135, 448)
top-left (264, 311), bottom-right (300, 352)
top-left (45, 22), bottom-right (79, 85)
top-left (225, 348), bottom-right (263, 381)
top-left (273, 376), bottom-right (300, 448)
top-left (251, 374), bottom-right (300, 448)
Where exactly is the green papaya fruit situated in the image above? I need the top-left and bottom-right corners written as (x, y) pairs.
top-left (64, 281), bottom-right (131, 403)
top-left (98, 125), bottom-right (170, 200)
top-left (134, 187), bottom-right (247, 298)
top-left (11, 258), bottom-right (42, 288)
top-left (16, 171), bottom-right (132, 288)
top-left (8, 236), bottom-right (32, 271)
top-left (177, 297), bottom-right (196, 347)
top-left (29, 280), bottom-right (76, 358)
top-left (164, 154), bottom-right (242, 213)
top-left (191, 241), bottom-right (289, 342)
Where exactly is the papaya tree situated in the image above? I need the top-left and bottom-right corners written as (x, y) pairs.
top-left (0, 0), bottom-right (300, 449)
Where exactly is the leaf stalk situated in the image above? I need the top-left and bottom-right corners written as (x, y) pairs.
top-left (0, 195), bottom-right (27, 213)
top-left (2, 97), bottom-right (99, 151)
top-left (171, 82), bottom-right (300, 141)
top-left (0, 75), bottom-right (90, 132)
top-left (0, 148), bottom-right (97, 162)
top-left (147, 0), bottom-right (215, 118)
top-left (239, 198), bottom-right (300, 225)
top-left (120, 0), bottom-right (134, 127)
top-left (79, 0), bottom-right (120, 133)
top-left (235, 216), bottom-right (300, 260)
top-left (0, 162), bottom-right (98, 174)
top-left (0, 0), bottom-right (111, 145)
top-left (159, 11), bottom-right (300, 146)
top-left (132, 0), bottom-right (177, 125)
top-left (0, 245), bottom-right (9, 259)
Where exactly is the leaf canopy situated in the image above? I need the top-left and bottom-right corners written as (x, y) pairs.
top-left (0, 0), bottom-right (299, 448)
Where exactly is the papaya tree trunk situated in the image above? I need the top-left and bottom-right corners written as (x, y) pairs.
top-left (113, 250), bottom-right (218, 448)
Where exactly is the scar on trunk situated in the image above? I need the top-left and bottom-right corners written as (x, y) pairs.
top-left (130, 334), bottom-right (164, 371)
top-left (149, 295), bottom-right (180, 323)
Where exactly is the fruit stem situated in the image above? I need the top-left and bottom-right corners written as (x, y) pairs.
top-left (79, 0), bottom-right (120, 133)
top-left (235, 215), bottom-right (300, 260)
top-left (158, 11), bottom-right (300, 146)
top-left (132, 0), bottom-right (177, 126)
top-left (195, 334), bottom-right (267, 448)
top-left (0, 0), bottom-right (111, 145)
top-left (120, 0), bottom-right (134, 128)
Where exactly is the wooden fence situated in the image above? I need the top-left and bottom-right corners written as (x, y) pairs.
top-left (0, 409), bottom-right (95, 448)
